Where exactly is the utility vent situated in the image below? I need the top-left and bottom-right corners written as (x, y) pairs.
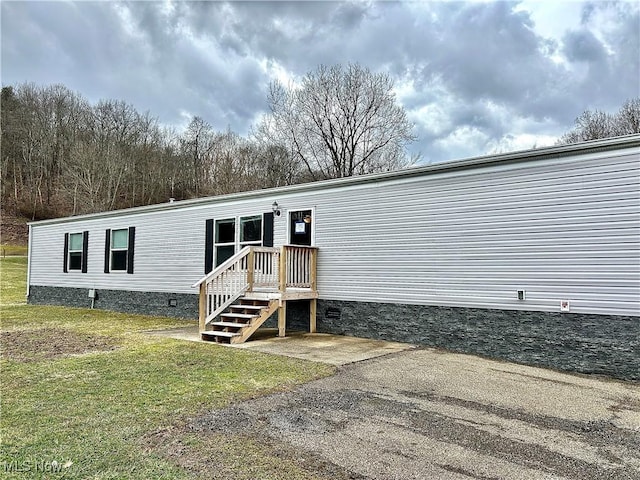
top-left (517, 289), bottom-right (526, 301)
top-left (168, 298), bottom-right (178, 307)
top-left (325, 307), bottom-right (341, 320)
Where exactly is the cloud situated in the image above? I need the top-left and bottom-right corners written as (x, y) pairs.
top-left (563, 29), bottom-right (607, 62)
top-left (1, 0), bottom-right (638, 164)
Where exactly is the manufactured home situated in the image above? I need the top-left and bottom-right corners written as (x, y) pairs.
top-left (27, 135), bottom-right (640, 380)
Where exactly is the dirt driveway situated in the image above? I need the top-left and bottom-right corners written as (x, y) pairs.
top-left (188, 347), bottom-right (640, 479)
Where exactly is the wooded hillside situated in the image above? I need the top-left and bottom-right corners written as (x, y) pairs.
top-left (1, 84), bottom-right (303, 220)
top-left (1, 67), bottom-right (417, 220)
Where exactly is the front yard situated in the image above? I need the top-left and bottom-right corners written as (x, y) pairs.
top-left (0, 257), bottom-right (334, 479)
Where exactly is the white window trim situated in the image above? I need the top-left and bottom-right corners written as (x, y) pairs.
top-left (110, 228), bottom-right (129, 272)
top-left (68, 232), bottom-right (84, 272)
top-left (285, 206), bottom-right (316, 246)
top-left (214, 214), bottom-right (265, 265)
top-left (239, 214), bottom-right (263, 249)
top-left (214, 218), bottom-right (237, 266)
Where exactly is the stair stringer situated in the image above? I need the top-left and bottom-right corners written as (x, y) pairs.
top-left (229, 299), bottom-right (280, 344)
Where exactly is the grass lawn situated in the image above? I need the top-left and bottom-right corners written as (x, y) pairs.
top-left (1, 257), bottom-right (27, 304)
top-left (0, 245), bottom-right (28, 257)
top-left (0, 258), bottom-right (335, 479)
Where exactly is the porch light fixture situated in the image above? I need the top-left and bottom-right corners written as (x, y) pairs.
top-left (272, 201), bottom-right (281, 216)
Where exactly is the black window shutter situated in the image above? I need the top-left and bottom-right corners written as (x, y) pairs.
top-left (205, 219), bottom-right (214, 274)
top-left (63, 233), bottom-right (69, 273)
top-left (262, 212), bottom-right (274, 247)
top-left (104, 229), bottom-right (111, 273)
top-left (127, 226), bottom-right (136, 274)
top-left (81, 231), bottom-right (89, 273)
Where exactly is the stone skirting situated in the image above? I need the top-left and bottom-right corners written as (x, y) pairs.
top-left (28, 285), bottom-right (199, 320)
top-left (313, 299), bottom-right (639, 382)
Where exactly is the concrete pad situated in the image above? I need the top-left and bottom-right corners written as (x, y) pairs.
top-left (234, 330), bottom-right (415, 366)
top-left (146, 326), bottom-right (415, 365)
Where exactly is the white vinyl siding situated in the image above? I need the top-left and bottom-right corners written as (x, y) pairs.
top-left (29, 205), bottom-right (272, 296)
top-left (311, 153), bottom-right (639, 315)
top-left (28, 140), bottom-right (640, 316)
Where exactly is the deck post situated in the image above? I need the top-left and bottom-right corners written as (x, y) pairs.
top-left (246, 248), bottom-right (255, 292)
top-left (309, 298), bottom-right (317, 333)
top-left (279, 246), bottom-right (287, 293)
top-left (309, 248), bottom-right (317, 333)
top-left (198, 283), bottom-right (206, 332)
top-left (278, 302), bottom-right (287, 337)
top-left (310, 248), bottom-right (317, 292)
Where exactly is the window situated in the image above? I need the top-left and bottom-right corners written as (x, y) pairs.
top-left (64, 231), bottom-right (88, 273)
top-left (214, 218), bottom-right (235, 266)
top-left (68, 233), bottom-right (83, 270)
top-left (240, 215), bottom-right (262, 248)
top-left (104, 227), bottom-right (135, 274)
top-left (211, 215), bottom-right (264, 268)
top-left (110, 229), bottom-right (129, 271)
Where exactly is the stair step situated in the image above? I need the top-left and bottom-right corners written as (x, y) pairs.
top-left (202, 330), bottom-right (239, 338)
top-left (211, 321), bottom-right (249, 328)
top-left (220, 312), bottom-right (258, 319)
top-left (239, 301), bottom-right (270, 307)
top-left (241, 295), bottom-right (273, 302)
top-left (230, 304), bottom-right (264, 311)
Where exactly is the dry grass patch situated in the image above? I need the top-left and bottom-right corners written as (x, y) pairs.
top-left (0, 328), bottom-right (118, 362)
top-left (143, 426), bottom-right (356, 480)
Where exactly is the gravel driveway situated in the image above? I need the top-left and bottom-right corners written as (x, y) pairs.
top-left (189, 347), bottom-right (640, 479)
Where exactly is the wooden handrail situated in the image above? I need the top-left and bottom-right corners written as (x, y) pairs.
top-left (192, 246), bottom-right (281, 288)
top-left (192, 246), bottom-right (251, 288)
top-left (194, 245), bottom-right (317, 332)
top-left (194, 246), bottom-right (281, 330)
top-left (198, 247), bottom-right (253, 327)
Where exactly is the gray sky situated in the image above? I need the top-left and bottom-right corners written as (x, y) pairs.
top-left (2, 1), bottom-right (639, 163)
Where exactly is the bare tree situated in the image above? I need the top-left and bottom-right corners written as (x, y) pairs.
top-left (253, 143), bottom-right (301, 188)
top-left (182, 116), bottom-right (215, 197)
top-left (1, 83), bottom-right (87, 218)
top-left (558, 97), bottom-right (640, 144)
top-left (614, 98), bottom-right (640, 136)
top-left (1, 86), bottom-right (23, 208)
top-left (255, 63), bottom-right (417, 180)
top-left (63, 99), bottom-right (171, 214)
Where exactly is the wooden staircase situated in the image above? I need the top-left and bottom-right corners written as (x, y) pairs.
top-left (193, 245), bottom-right (318, 345)
top-left (200, 295), bottom-right (279, 344)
